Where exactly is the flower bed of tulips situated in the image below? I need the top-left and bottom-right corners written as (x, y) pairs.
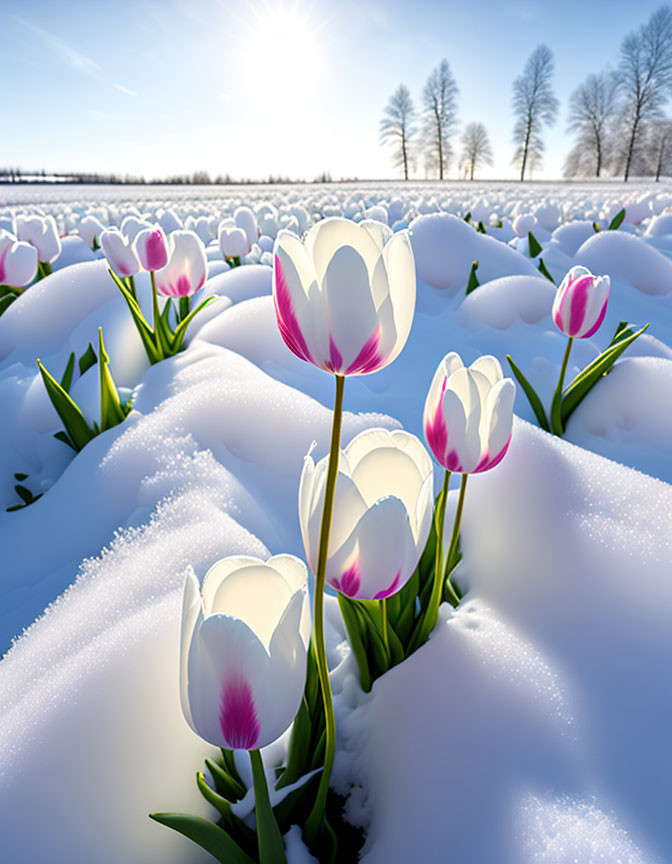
top-left (0, 181), bottom-right (671, 864)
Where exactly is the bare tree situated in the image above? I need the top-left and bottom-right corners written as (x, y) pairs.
top-left (421, 60), bottom-right (459, 179)
top-left (643, 117), bottom-right (672, 179)
top-left (564, 71), bottom-right (618, 178)
top-left (380, 85), bottom-right (417, 180)
top-left (512, 44), bottom-right (559, 181)
top-left (618, 6), bottom-right (672, 181)
top-left (459, 122), bottom-right (493, 180)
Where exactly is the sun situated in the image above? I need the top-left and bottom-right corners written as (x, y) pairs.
top-left (237, 0), bottom-right (327, 96)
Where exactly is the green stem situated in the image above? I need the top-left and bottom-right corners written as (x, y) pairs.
top-left (380, 599), bottom-right (389, 657)
top-left (42, 261), bottom-right (53, 276)
top-left (444, 474), bottom-right (468, 604)
top-left (179, 295), bottom-right (191, 323)
top-left (249, 749), bottom-right (287, 864)
top-left (550, 336), bottom-right (574, 436)
top-left (149, 270), bottom-right (166, 360)
top-left (127, 274), bottom-right (137, 301)
top-left (304, 374), bottom-right (345, 848)
top-left (415, 469), bottom-right (451, 646)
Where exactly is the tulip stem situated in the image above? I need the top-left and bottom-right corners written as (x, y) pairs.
top-left (249, 749), bottom-right (287, 864)
top-left (304, 374), bottom-right (345, 849)
top-left (381, 599), bottom-right (389, 658)
top-left (550, 336), bottom-right (573, 436)
top-left (413, 469), bottom-right (451, 650)
top-left (444, 474), bottom-right (468, 605)
top-left (127, 274), bottom-right (137, 301)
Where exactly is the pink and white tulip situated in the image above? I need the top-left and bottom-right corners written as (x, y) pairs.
top-left (154, 230), bottom-right (207, 297)
top-left (299, 429), bottom-right (433, 600)
top-left (16, 215), bottom-right (61, 263)
top-left (552, 266), bottom-right (610, 339)
top-left (180, 555), bottom-right (311, 750)
top-left (273, 217), bottom-right (416, 376)
top-left (424, 353), bottom-right (515, 474)
top-left (0, 232), bottom-right (38, 287)
top-left (100, 228), bottom-right (141, 277)
top-left (79, 215), bottom-right (105, 249)
top-left (134, 227), bottom-right (169, 272)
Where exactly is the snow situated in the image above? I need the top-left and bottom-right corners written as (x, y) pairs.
top-left (0, 181), bottom-right (671, 864)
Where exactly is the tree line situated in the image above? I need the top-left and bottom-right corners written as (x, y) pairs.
top-left (380, 5), bottom-right (672, 181)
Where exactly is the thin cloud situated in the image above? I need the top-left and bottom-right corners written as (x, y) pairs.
top-left (114, 83), bottom-right (139, 97)
top-left (10, 14), bottom-right (101, 75)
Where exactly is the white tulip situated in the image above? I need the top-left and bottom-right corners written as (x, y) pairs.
top-left (16, 215), bottom-right (61, 263)
top-left (180, 555), bottom-right (311, 750)
top-left (299, 429), bottom-right (433, 600)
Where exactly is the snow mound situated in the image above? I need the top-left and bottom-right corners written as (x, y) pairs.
top-left (460, 275), bottom-right (556, 329)
top-left (575, 231), bottom-right (672, 296)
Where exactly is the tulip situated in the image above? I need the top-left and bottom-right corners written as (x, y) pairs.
top-left (0, 232), bottom-right (38, 288)
top-left (423, 353), bottom-right (515, 475)
top-left (100, 228), bottom-right (141, 278)
top-left (180, 554), bottom-right (310, 750)
top-left (16, 215), bottom-right (61, 264)
top-left (235, 205), bottom-right (259, 247)
top-left (154, 230), bottom-right (207, 297)
top-left (299, 428), bottom-right (433, 601)
top-left (416, 352), bottom-right (516, 647)
top-left (219, 225), bottom-right (250, 262)
top-left (552, 265), bottom-right (610, 339)
top-left (180, 555), bottom-right (308, 864)
top-left (120, 215), bottom-right (153, 243)
top-left (273, 217), bottom-right (416, 376)
top-left (79, 215), bottom-right (105, 249)
top-left (549, 265), bottom-right (610, 435)
top-left (134, 227), bottom-right (169, 272)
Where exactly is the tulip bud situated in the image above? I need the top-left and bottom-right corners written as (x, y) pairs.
top-left (180, 555), bottom-right (311, 750)
top-left (424, 353), bottom-right (515, 474)
top-left (79, 216), bottom-right (106, 249)
top-left (552, 265), bottom-right (610, 339)
top-left (0, 232), bottom-right (38, 287)
top-left (153, 230), bottom-right (207, 297)
top-left (234, 206), bottom-right (259, 247)
top-left (100, 228), bottom-right (141, 277)
top-left (299, 429), bottom-right (433, 600)
top-left (273, 217), bottom-right (416, 376)
top-left (134, 227), bottom-right (169, 271)
top-left (218, 225), bottom-right (250, 259)
top-left (16, 215), bottom-right (61, 263)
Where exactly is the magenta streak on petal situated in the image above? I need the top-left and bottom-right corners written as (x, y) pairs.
top-left (331, 558), bottom-right (362, 598)
top-left (425, 379), bottom-right (448, 466)
top-left (0, 245), bottom-right (9, 283)
top-left (373, 570), bottom-right (402, 600)
top-left (219, 676), bottom-right (261, 750)
top-left (345, 324), bottom-right (384, 375)
top-left (568, 275), bottom-right (594, 335)
top-left (473, 434), bottom-right (512, 473)
top-left (445, 449), bottom-right (462, 472)
top-left (324, 334), bottom-right (344, 373)
top-left (580, 291), bottom-right (609, 338)
top-left (273, 255), bottom-right (314, 363)
top-left (145, 231), bottom-right (168, 271)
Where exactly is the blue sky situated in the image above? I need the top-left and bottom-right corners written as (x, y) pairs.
top-left (1, 0), bottom-right (667, 180)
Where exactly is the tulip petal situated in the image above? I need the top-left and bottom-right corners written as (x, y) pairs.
top-left (305, 217), bottom-right (382, 286)
top-left (382, 231), bottom-right (416, 365)
top-left (326, 495), bottom-right (416, 600)
top-left (180, 568), bottom-right (203, 733)
top-left (474, 378), bottom-right (516, 472)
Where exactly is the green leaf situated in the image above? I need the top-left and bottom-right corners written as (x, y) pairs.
top-left (608, 320), bottom-right (635, 347)
top-left (0, 293), bottom-right (17, 317)
top-left (53, 430), bottom-right (76, 450)
top-left (476, 221), bottom-right (487, 234)
top-left (592, 222), bottom-right (601, 233)
top-left (37, 359), bottom-right (96, 452)
top-left (170, 296), bottom-right (215, 353)
top-left (386, 621), bottom-right (405, 666)
top-left (277, 697), bottom-right (312, 788)
top-left (506, 354), bottom-right (550, 432)
top-left (13, 473), bottom-right (28, 482)
top-left (609, 208), bottom-right (626, 230)
top-left (537, 257), bottom-right (555, 284)
top-left (463, 211), bottom-right (472, 223)
top-left (221, 748), bottom-right (245, 790)
top-left (14, 485), bottom-right (34, 504)
top-left (465, 260), bottom-right (479, 295)
top-left (528, 231), bottom-right (543, 258)
top-left (108, 268), bottom-right (162, 364)
top-left (60, 353), bottom-right (76, 392)
top-left (196, 773), bottom-right (257, 851)
top-left (337, 594), bottom-right (372, 693)
top-left (78, 343), bottom-right (97, 376)
top-left (98, 328), bottom-right (130, 431)
top-left (148, 813), bottom-right (255, 864)
top-left (561, 323), bottom-right (649, 425)
top-left (205, 758), bottom-right (246, 802)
